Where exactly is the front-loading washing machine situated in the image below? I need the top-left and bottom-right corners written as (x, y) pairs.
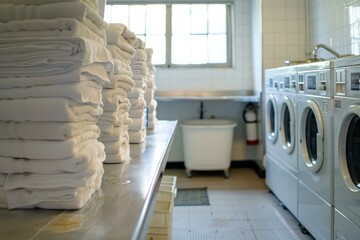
top-left (270, 65), bottom-right (299, 218)
top-left (297, 61), bottom-right (334, 240)
top-left (264, 68), bottom-right (283, 197)
top-left (333, 57), bottom-right (360, 239)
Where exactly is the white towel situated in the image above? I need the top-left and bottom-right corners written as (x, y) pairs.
top-left (113, 59), bottom-right (133, 76)
top-left (108, 35), bottom-right (135, 55)
top-left (0, 121), bottom-right (100, 140)
top-left (99, 126), bottom-right (122, 142)
top-left (128, 88), bottom-right (144, 99)
top-left (148, 100), bottom-right (158, 112)
top-left (130, 97), bottom-right (146, 110)
top-left (1, 170), bottom-right (103, 209)
top-left (145, 88), bottom-right (154, 104)
top-left (132, 49), bottom-right (147, 62)
top-left (133, 37), bottom-right (145, 50)
top-left (0, 63), bottom-right (110, 89)
top-left (0, 18), bottom-right (106, 45)
top-left (102, 88), bottom-right (128, 104)
top-left (0, 0), bottom-right (99, 12)
top-left (129, 128), bottom-right (146, 144)
top-left (147, 119), bottom-right (158, 130)
top-left (0, 141), bottom-right (105, 174)
top-left (129, 117), bottom-right (146, 131)
top-left (106, 44), bottom-right (133, 63)
top-left (129, 109), bottom-right (144, 119)
top-left (0, 37), bottom-right (113, 77)
top-left (0, 2), bottom-right (106, 32)
top-left (106, 23), bottom-right (136, 48)
top-left (104, 73), bottom-right (134, 89)
top-left (0, 81), bottom-right (102, 104)
top-left (133, 78), bottom-right (147, 89)
top-left (0, 97), bottom-right (102, 122)
top-left (4, 160), bottom-right (103, 190)
top-left (0, 133), bottom-right (100, 160)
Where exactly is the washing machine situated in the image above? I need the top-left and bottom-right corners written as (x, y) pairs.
top-left (333, 57), bottom-right (360, 239)
top-left (264, 68), bottom-right (282, 196)
top-left (269, 65), bottom-right (299, 217)
top-left (297, 61), bottom-right (334, 240)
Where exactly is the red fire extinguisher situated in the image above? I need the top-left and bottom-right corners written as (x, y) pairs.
top-left (243, 103), bottom-right (259, 145)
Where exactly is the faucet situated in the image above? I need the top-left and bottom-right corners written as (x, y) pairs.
top-left (312, 43), bottom-right (340, 60)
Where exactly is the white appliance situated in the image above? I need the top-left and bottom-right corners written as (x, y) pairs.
top-left (297, 61), bottom-right (334, 240)
top-left (274, 66), bottom-right (298, 218)
top-left (264, 68), bottom-right (282, 194)
top-left (333, 57), bottom-right (360, 239)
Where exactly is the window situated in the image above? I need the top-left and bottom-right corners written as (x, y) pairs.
top-left (104, 2), bottom-right (232, 67)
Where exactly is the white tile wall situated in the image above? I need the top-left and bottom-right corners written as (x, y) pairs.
top-left (307, 0), bottom-right (360, 57)
top-left (262, 0), bottom-right (306, 70)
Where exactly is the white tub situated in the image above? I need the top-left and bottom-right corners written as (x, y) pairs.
top-left (180, 119), bottom-right (237, 178)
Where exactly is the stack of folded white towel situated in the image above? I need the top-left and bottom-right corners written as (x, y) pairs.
top-left (144, 48), bottom-right (158, 130)
top-left (100, 23), bottom-right (136, 163)
top-left (0, 1), bottom-right (113, 209)
top-left (128, 38), bottom-right (148, 143)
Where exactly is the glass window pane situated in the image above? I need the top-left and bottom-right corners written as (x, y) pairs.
top-left (209, 5), bottom-right (226, 33)
top-left (208, 34), bottom-right (227, 63)
top-left (191, 5), bottom-right (207, 34)
top-left (130, 5), bottom-right (146, 34)
top-left (172, 35), bottom-right (190, 64)
top-left (191, 35), bottom-right (207, 64)
top-left (172, 5), bottom-right (190, 34)
top-left (111, 5), bottom-right (129, 25)
top-left (104, 5), bottom-right (112, 23)
top-left (146, 5), bottom-right (166, 35)
top-left (146, 36), bottom-right (166, 65)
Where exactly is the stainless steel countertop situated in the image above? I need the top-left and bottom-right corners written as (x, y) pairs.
top-left (0, 120), bottom-right (177, 240)
top-left (155, 90), bottom-right (260, 102)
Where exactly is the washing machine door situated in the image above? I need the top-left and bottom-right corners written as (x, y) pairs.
top-left (266, 94), bottom-right (278, 143)
top-left (280, 96), bottom-right (295, 154)
top-left (300, 99), bottom-right (324, 173)
top-left (338, 104), bottom-right (360, 195)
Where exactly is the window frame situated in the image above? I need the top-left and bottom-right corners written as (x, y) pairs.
top-left (105, 1), bottom-right (233, 68)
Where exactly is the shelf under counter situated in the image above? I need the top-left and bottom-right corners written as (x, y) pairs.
top-left (0, 120), bottom-right (178, 240)
top-left (155, 90), bottom-right (260, 102)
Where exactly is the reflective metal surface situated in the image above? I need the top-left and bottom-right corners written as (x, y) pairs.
top-left (0, 121), bottom-right (177, 240)
top-left (155, 90), bottom-right (260, 102)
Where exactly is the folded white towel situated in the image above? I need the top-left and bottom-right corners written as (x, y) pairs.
top-left (0, 2), bottom-right (106, 32)
top-left (113, 59), bottom-right (133, 76)
top-left (147, 118), bottom-right (158, 130)
top-left (1, 169), bottom-right (103, 209)
top-left (0, 37), bottom-right (113, 77)
top-left (0, 141), bottom-right (105, 174)
top-left (4, 160), bottom-right (103, 191)
top-left (0, 81), bottom-right (102, 104)
top-left (145, 88), bottom-right (155, 104)
top-left (148, 100), bottom-right (158, 112)
top-left (132, 49), bottom-right (147, 61)
top-left (0, 133), bottom-right (100, 159)
top-left (99, 127), bottom-right (121, 142)
top-left (130, 97), bottom-right (146, 110)
top-left (129, 109), bottom-right (144, 118)
top-left (0, 121), bottom-right (100, 140)
top-left (106, 23), bottom-right (136, 48)
top-left (0, 18), bottom-right (106, 45)
top-left (133, 37), bottom-right (145, 50)
top-left (0, 63), bottom-right (109, 89)
top-left (133, 79), bottom-right (147, 90)
top-left (108, 35), bottom-right (135, 55)
top-left (106, 44), bottom-right (133, 63)
top-left (128, 88), bottom-right (144, 99)
top-left (129, 117), bottom-right (146, 131)
top-left (0, 97), bottom-right (102, 122)
top-left (102, 87), bottom-right (128, 104)
top-left (129, 128), bottom-right (146, 144)
top-left (0, 0), bottom-right (99, 12)
top-left (104, 73), bottom-right (134, 89)
top-left (103, 135), bottom-right (130, 164)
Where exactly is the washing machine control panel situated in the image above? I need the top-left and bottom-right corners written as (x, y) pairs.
top-left (299, 70), bottom-right (331, 96)
top-left (335, 67), bottom-right (360, 97)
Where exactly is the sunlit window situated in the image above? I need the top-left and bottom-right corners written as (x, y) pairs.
top-left (105, 3), bottom-right (231, 67)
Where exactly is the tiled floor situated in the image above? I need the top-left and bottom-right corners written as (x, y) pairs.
top-left (164, 167), bottom-right (315, 240)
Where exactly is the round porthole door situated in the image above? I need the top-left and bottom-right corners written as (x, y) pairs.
top-left (280, 96), bottom-right (295, 154)
top-left (266, 94), bottom-right (278, 143)
top-left (300, 99), bottom-right (324, 173)
top-left (339, 105), bottom-right (360, 194)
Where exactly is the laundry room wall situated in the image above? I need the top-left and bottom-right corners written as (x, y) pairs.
top-left (306, 0), bottom-right (360, 56)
